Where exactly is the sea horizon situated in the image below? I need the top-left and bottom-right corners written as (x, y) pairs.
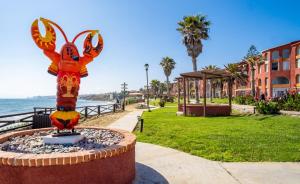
top-left (0, 97), bottom-right (111, 116)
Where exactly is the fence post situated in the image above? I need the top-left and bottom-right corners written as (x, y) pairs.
top-left (85, 107), bottom-right (88, 118)
top-left (113, 104), bottom-right (116, 113)
top-left (98, 106), bottom-right (101, 115)
top-left (34, 107), bottom-right (36, 115)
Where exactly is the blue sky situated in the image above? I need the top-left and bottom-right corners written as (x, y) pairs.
top-left (0, 0), bottom-right (299, 98)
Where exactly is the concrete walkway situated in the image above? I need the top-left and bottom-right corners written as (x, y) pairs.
top-left (107, 109), bottom-right (143, 132)
top-left (106, 107), bottom-right (300, 184)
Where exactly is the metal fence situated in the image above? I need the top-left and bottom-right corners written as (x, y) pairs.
top-left (0, 103), bottom-right (122, 134)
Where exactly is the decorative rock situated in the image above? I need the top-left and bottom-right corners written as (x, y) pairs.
top-left (0, 129), bottom-right (123, 154)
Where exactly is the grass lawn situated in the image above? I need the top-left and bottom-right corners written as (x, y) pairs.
top-left (135, 106), bottom-right (300, 162)
top-left (149, 98), bottom-right (177, 107)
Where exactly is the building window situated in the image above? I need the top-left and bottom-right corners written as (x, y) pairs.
top-left (296, 59), bottom-right (300, 68)
top-left (272, 77), bottom-right (290, 85)
top-left (297, 74), bottom-right (300, 84)
top-left (258, 79), bottom-right (262, 86)
top-left (297, 47), bottom-right (300, 55)
top-left (272, 62), bottom-right (279, 71)
top-left (283, 61), bottom-right (290, 70)
top-left (265, 63), bottom-right (269, 72)
top-left (282, 49), bottom-right (290, 59)
top-left (265, 78), bottom-right (268, 86)
top-left (272, 50), bottom-right (279, 60)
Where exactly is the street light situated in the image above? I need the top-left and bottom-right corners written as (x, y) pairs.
top-left (144, 63), bottom-right (151, 112)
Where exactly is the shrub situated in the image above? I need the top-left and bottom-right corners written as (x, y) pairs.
top-left (234, 95), bottom-right (255, 105)
top-left (234, 96), bottom-right (246, 105)
top-left (159, 100), bottom-right (165, 107)
top-left (255, 101), bottom-right (279, 114)
top-left (271, 93), bottom-right (300, 111)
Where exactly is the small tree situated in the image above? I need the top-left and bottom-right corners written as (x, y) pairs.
top-left (202, 65), bottom-right (220, 101)
top-left (159, 82), bottom-right (167, 97)
top-left (150, 79), bottom-right (160, 99)
top-left (224, 63), bottom-right (248, 96)
top-left (244, 45), bottom-right (263, 97)
top-left (160, 57), bottom-right (176, 97)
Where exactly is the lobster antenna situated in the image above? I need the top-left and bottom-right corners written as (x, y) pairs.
top-left (72, 30), bottom-right (98, 44)
top-left (40, 17), bottom-right (69, 43)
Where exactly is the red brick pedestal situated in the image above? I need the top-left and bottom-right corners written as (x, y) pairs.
top-left (0, 127), bottom-right (136, 184)
top-left (178, 104), bottom-right (231, 116)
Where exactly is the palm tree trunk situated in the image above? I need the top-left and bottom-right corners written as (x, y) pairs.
top-left (192, 57), bottom-right (199, 103)
top-left (251, 67), bottom-right (255, 97)
top-left (166, 76), bottom-right (170, 97)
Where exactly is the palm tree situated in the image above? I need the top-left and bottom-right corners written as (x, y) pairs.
top-left (160, 57), bottom-right (176, 97)
top-left (159, 82), bottom-right (167, 97)
top-left (244, 45), bottom-right (263, 97)
top-left (150, 79), bottom-right (160, 99)
top-left (224, 63), bottom-right (248, 96)
top-left (202, 65), bottom-right (220, 101)
top-left (225, 63), bottom-right (247, 80)
top-left (177, 14), bottom-right (211, 103)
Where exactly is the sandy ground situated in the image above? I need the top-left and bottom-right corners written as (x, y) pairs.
top-left (78, 104), bottom-right (138, 128)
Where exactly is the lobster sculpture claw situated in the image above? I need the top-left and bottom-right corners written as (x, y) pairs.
top-left (31, 18), bottom-right (103, 131)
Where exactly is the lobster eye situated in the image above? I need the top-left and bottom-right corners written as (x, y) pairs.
top-left (72, 56), bottom-right (79, 61)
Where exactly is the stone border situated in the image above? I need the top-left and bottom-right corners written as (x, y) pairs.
top-left (0, 127), bottom-right (136, 167)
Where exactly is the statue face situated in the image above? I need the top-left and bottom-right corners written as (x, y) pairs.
top-left (61, 43), bottom-right (79, 61)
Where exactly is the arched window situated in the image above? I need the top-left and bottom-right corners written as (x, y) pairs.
top-left (272, 77), bottom-right (290, 85)
top-left (282, 49), bottom-right (290, 59)
top-left (258, 79), bottom-right (262, 86)
top-left (296, 74), bottom-right (300, 84)
top-left (272, 50), bottom-right (279, 60)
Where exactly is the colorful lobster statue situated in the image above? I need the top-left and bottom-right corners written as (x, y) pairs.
top-left (31, 18), bottom-right (103, 131)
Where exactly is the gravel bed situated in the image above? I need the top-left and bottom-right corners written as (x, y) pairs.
top-left (0, 129), bottom-right (124, 154)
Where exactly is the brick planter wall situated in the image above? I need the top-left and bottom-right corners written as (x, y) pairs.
top-left (178, 104), bottom-right (231, 116)
top-left (0, 127), bottom-right (136, 184)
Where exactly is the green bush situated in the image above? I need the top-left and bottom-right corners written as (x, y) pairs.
top-left (126, 97), bottom-right (138, 105)
top-left (255, 101), bottom-right (279, 114)
top-left (272, 93), bottom-right (300, 111)
top-left (159, 100), bottom-right (165, 107)
top-left (234, 95), bottom-right (255, 105)
top-left (162, 96), bottom-right (174, 103)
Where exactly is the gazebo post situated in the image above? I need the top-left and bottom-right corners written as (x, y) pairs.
top-left (183, 77), bottom-right (187, 116)
top-left (228, 77), bottom-right (232, 113)
top-left (187, 78), bottom-right (190, 104)
top-left (177, 79), bottom-right (181, 108)
top-left (203, 74), bottom-right (207, 117)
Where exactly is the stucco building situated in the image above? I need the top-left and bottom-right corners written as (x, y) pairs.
top-left (235, 40), bottom-right (300, 98)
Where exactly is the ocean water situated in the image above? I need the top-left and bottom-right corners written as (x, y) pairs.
top-left (0, 98), bottom-right (109, 116)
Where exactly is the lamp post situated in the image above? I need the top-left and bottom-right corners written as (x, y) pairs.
top-left (144, 63), bottom-right (151, 112)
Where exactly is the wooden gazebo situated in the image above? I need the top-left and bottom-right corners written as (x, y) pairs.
top-left (177, 69), bottom-right (234, 117)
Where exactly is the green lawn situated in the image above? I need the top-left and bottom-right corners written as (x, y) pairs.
top-left (135, 106), bottom-right (300, 162)
top-left (149, 98), bottom-right (177, 107)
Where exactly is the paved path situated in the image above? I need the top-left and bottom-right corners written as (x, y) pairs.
top-left (106, 107), bottom-right (300, 184)
top-left (134, 142), bottom-right (238, 184)
top-left (107, 109), bottom-right (143, 132)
